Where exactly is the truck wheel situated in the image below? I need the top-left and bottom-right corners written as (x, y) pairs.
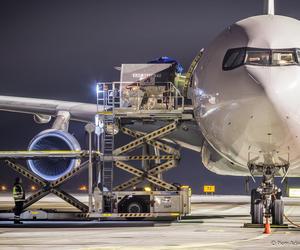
top-left (272, 199), bottom-right (284, 225)
top-left (127, 201), bottom-right (143, 213)
top-left (121, 197), bottom-right (148, 221)
top-left (252, 201), bottom-right (263, 224)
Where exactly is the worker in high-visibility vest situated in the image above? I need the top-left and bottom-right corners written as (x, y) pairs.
top-left (12, 177), bottom-right (25, 224)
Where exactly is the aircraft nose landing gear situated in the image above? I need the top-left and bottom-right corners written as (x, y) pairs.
top-left (249, 165), bottom-right (285, 225)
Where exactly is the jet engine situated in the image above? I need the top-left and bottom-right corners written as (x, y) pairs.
top-left (27, 129), bottom-right (81, 181)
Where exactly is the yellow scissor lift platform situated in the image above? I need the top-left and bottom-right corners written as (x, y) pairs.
top-left (0, 79), bottom-right (194, 221)
top-left (91, 81), bottom-right (193, 220)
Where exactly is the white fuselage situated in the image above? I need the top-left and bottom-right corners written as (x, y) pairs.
top-left (193, 15), bottom-right (300, 176)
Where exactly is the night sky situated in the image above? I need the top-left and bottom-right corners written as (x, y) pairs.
top-left (0, 0), bottom-right (299, 194)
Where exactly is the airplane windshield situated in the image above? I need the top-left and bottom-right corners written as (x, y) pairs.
top-left (223, 47), bottom-right (300, 70)
top-left (222, 48), bottom-right (246, 70)
top-left (245, 50), bottom-right (270, 66)
top-left (272, 51), bottom-right (297, 66)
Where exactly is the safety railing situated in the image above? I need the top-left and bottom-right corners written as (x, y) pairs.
top-left (96, 81), bottom-right (184, 112)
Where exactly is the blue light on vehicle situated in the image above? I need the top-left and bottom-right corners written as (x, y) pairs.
top-left (148, 56), bottom-right (184, 74)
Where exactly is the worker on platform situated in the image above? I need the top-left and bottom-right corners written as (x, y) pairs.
top-left (12, 177), bottom-right (25, 224)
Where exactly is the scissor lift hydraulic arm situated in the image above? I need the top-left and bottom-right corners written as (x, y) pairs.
top-left (113, 123), bottom-right (180, 191)
top-left (4, 159), bottom-right (89, 212)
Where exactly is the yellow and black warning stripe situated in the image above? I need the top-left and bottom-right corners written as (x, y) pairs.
top-left (119, 213), bottom-right (153, 217)
top-left (114, 122), bottom-right (177, 155)
top-left (121, 127), bottom-right (179, 156)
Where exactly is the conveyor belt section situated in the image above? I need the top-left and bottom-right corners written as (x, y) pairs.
top-left (3, 160), bottom-right (89, 213)
top-left (113, 121), bottom-right (180, 191)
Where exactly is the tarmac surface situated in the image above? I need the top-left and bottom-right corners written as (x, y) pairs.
top-left (0, 194), bottom-right (300, 249)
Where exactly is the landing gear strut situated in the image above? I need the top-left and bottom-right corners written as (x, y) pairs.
top-left (249, 165), bottom-right (285, 225)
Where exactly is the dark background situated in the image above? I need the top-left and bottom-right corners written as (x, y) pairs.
top-left (0, 0), bottom-right (299, 194)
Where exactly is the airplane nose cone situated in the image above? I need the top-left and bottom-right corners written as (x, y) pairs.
top-left (246, 66), bottom-right (300, 111)
top-left (246, 65), bottom-right (300, 135)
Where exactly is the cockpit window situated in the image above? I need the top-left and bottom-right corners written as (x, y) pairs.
top-left (272, 51), bottom-right (297, 66)
top-left (296, 49), bottom-right (300, 62)
top-left (222, 48), bottom-right (246, 70)
top-left (223, 47), bottom-right (300, 71)
top-left (245, 49), bottom-right (270, 66)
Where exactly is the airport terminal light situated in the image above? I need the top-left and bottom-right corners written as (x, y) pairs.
top-left (79, 185), bottom-right (88, 191)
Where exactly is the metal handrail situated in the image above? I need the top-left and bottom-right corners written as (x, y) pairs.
top-left (96, 81), bottom-right (184, 112)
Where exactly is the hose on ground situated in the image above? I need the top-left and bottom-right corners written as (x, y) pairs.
top-left (284, 214), bottom-right (300, 228)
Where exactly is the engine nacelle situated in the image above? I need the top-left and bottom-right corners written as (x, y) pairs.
top-left (27, 129), bottom-right (81, 181)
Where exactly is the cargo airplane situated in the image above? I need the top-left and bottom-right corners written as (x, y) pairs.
top-left (0, 0), bottom-right (297, 224)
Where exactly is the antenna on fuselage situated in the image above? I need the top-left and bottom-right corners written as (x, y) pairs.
top-left (264, 0), bottom-right (275, 15)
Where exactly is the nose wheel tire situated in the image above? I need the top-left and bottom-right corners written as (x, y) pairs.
top-left (272, 199), bottom-right (284, 225)
top-left (250, 189), bottom-right (261, 214)
top-left (251, 189), bottom-right (264, 224)
top-left (252, 201), bottom-right (264, 224)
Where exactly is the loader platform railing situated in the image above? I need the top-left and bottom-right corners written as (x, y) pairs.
top-left (96, 81), bottom-right (185, 113)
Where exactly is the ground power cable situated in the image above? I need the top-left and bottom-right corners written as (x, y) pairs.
top-left (283, 214), bottom-right (300, 228)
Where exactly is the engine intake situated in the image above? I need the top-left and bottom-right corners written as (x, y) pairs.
top-left (27, 129), bottom-right (81, 181)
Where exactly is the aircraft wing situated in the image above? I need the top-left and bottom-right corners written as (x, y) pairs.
top-left (0, 95), bottom-right (98, 122)
top-left (0, 95), bottom-right (202, 152)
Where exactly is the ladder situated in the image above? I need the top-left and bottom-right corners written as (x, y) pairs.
top-left (96, 82), bottom-right (120, 192)
top-left (102, 114), bottom-right (114, 192)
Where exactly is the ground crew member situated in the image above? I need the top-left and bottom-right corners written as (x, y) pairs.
top-left (13, 177), bottom-right (25, 224)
